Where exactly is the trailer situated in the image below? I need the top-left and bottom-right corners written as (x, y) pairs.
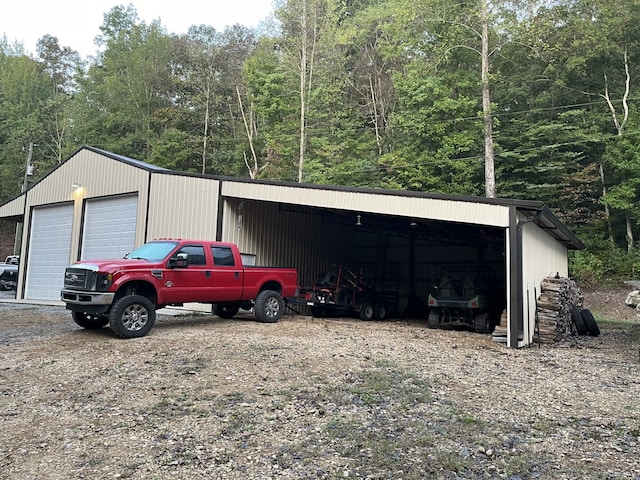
top-left (289, 264), bottom-right (397, 320)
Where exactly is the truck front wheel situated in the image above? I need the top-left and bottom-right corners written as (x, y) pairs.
top-left (72, 311), bottom-right (109, 330)
top-left (109, 295), bottom-right (156, 338)
top-left (254, 290), bottom-right (284, 323)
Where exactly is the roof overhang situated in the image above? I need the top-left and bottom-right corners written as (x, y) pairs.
top-left (218, 178), bottom-right (584, 250)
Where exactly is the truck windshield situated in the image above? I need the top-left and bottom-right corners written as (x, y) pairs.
top-left (124, 241), bottom-right (180, 262)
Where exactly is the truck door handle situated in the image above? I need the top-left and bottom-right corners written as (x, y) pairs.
top-left (235, 272), bottom-right (239, 279)
top-left (206, 271), bottom-right (211, 278)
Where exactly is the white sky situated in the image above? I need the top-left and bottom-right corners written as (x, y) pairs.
top-left (1, 0), bottom-right (275, 59)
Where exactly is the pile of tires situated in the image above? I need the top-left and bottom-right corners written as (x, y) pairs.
top-left (571, 307), bottom-right (600, 337)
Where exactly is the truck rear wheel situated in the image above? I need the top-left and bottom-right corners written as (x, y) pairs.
top-left (109, 295), bottom-right (156, 338)
top-left (72, 311), bottom-right (109, 330)
top-left (213, 304), bottom-right (240, 319)
top-left (254, 290), bottom-right (284, 323)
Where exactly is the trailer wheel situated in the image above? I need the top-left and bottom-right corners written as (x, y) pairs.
top-left (109, 295), bottom-right (156, 339)
top-left (254, 290), bottom-right (284, 323)
top-left (213, 304), bottom-right (240, 319)
top-left (374, 303), bottom-right (387, 321)
top-left (360, 301), bottom-right (375, 321)
top-left (474, 312), bottom-right (491, 333)
top-left (427, 309), bottom-right (441, 328)
top-left (72, 311), bottom-right (109, 330)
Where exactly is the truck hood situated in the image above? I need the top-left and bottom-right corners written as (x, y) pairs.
top-left (70, 259), bottom-right (160, 271)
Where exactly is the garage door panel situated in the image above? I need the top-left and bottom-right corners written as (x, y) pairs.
top-left (25, 204), bottom-right (74, 300)
top-left (81, 195), bottom-right (138, 260)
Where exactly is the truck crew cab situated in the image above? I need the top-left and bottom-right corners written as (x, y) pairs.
top-left (61, 239), bottom-right (298, 338)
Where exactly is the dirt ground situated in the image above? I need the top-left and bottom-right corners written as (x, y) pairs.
top-left (0, 287), bottom-right (639, 480)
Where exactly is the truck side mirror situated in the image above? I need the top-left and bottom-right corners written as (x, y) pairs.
top-left (169, 252), bottom-right (189, 269)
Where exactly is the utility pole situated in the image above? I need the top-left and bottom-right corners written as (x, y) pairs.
top-left (14, 143), bottom-right (34, 255)
top-left (22, 142), bottom-right (34, 192)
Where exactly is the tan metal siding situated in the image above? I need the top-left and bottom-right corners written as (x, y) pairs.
top-left (520, 219), bottom-right (568, 346)
top-left (221, 181), bottom-right (510, 227)
top-left (0, 195), bottom-right (25, 217)
top-left (27, 149), bottom-right (150, 205)
top-left (146, 175), bottom-right (220, 241)
top-left (221, 198), bottom-right (352, 286)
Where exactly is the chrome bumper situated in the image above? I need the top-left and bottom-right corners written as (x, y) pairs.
top-left (61, 289), bottom-right (115, 306)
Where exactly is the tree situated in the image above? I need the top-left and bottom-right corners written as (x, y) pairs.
top-left (75, 5), bottom-right (174, 159)
top-left (36, 35), bottom-right (81, 165)
top-left (0, 46), bottom-right (52, 197)
top-left (276, 0), bottom-right (338, 182)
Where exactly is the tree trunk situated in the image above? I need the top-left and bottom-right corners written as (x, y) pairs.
top-left (600, 162), bottom-right (614, 243)
top-left (626, 214), bottom-right (635, 252)
top-left (298, 1), bottom-right (308, 183)
top-left (481, 0), bottom-right (496, 198)
top-left (236, 85), bottom-right (261, 179)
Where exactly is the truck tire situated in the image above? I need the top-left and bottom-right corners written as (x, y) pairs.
top-left (581, 309), bottom-right (600, 337)
top-left (254, 290), bottom-right (284, 323)
top-left (571, 307), bottom-right (588, 335)
top-left (360, 301), bottom-right (375, 321)
top-left (109, 295), bottom-right (156, 338)
top-left (72, 311), bottom-right (109, 330)
top-left (213, 304), bottom-right (240, 319)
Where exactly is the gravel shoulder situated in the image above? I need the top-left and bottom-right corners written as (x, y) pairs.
top-left (1, 292), bottom-right (639, 480)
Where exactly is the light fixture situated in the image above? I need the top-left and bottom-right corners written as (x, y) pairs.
top-left (410, 219), bottom-right (417, 228)
top-left (356, 215), bottom-right (362, 226)
top-left (72, 182), bottom-right (81, 189)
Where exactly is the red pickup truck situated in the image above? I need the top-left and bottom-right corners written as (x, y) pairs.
top-left (60, 239), bottom-right (298, 338)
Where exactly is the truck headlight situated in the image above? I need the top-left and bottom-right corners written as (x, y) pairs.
top-left (96, 273), bottom-right (113, 291)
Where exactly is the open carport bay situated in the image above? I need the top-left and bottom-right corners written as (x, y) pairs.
top-left (227, 200), bottom-right (507, 328)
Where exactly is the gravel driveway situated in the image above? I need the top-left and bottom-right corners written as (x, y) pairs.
top-left (1, 300), bottom-right (639, 479)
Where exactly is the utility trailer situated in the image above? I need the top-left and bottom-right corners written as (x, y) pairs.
top-left (289, 264), bottom-right (397, 320)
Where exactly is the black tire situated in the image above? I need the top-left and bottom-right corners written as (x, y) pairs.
top-left (254, 290), bottom-right (284, 323)
top-left (72, 311), bottom-right (109, 330)
top-left (213, 304), bottom-right (240, 319)
top-left (360, 301), bottom-right (375, 321)
top-left (474, 312), bottom-right (491, 333)
top-left (374, 302), bottom-right (387, 321)
top-left (581, 309), bottom-right (600, 337)
top-left (427, 309), bottom-right (441, 328)
top-left (109, 295), bottom-right (156, 339)
top-left (571, 307), bottom-right (588, 335)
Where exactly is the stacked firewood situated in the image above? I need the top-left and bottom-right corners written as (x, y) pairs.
top-left (536, 275), bottom-right (583, 343)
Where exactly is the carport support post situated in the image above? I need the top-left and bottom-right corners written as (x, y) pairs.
top-left (508, 207), bottom-right (519, 348)
top-left (509, 207), bottom-right (542, 348)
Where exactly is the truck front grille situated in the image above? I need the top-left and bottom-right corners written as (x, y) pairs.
top-left (64, 268), bottom-right (96, 290)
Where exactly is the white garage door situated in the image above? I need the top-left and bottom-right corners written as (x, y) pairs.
top-left (81, 195), bottom-right (138, 260)
top-left (25, 203), bottom-right (74, 300)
